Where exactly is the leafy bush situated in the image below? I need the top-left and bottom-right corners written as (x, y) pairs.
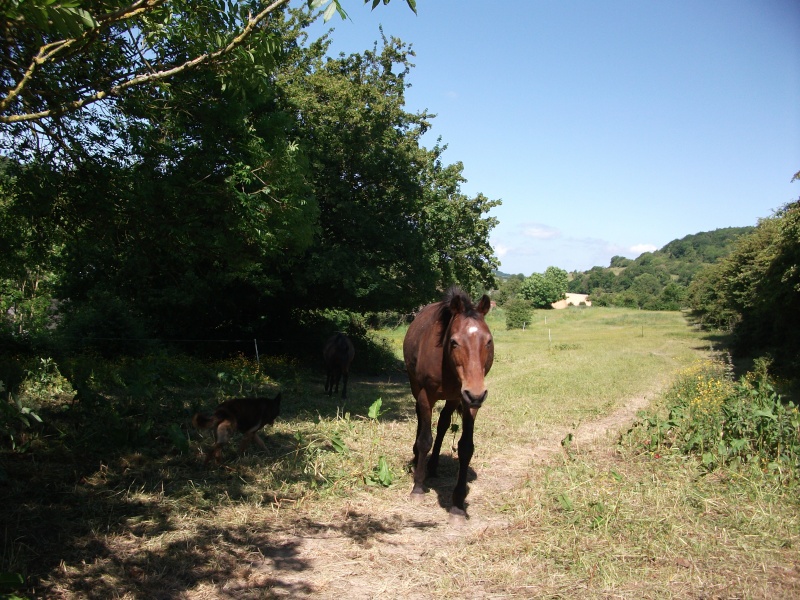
top-left (294, 308), bottom-right (399, 374)
top-left (0, 357), bottom-right (75, 452)
top-left (504, 298), bottom-right (532, 330)
top-left (0, 383), bottom-right (42, 452)
top-left (519, 267), bottom-right (568, 308)
top-left (630, 357), bottom-right (800, 481)
top-left (55, 292), bottom-right (157, 357)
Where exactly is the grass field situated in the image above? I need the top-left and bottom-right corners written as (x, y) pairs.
top-left (2, 305), bottom-right (799, 598)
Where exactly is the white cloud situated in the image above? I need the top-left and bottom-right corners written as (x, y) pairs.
top-left (494, 243), bottom-right (509, 258)
top-left (521, 223), bottom-right (561, 240)
top-left (629, 243), bottom-right (658, 255)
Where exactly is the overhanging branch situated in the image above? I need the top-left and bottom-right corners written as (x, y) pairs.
top-left (0, 0), bottom-right (292, 124)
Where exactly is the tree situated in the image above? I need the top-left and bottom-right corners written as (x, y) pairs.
top-left (0, 0), bottom-right (419, 171)
top-left (276, 33), bottom-right (498, 312)
top-left (519, 266), bottom-right (568, 308)
top-left (0, 159), bottom-right (65, 335)
top-left (418, 151), bottom-right (500, 298)
top-left (688, 200), bottom-right (800, 374)
top-left (609, 255), bottom-right (632, 268)
top-left (494, 274), bottom-right (525, 306)
top-left (1, 10), bottom-right (500, 344)
top-left (658, 282), bottom-right (686, 311)
top-left (0, 0), bottom-right (416, 124)
top-left (629, 273), bottom-right (661, 309)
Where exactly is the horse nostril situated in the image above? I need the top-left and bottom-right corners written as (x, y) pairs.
top-left (463, 389), bottom-right (488, 407)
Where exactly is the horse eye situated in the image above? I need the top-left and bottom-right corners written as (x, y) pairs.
top-left (487, 339), bottom-right (493, 347)
top-left (450, 339), bottom-right (459, 348)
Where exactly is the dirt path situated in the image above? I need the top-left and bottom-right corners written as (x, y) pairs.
top-left (207, 393), bottom-right (654, 599)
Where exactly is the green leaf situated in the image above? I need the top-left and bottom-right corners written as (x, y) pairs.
top-left (329, 431), bottom-right (347, 454)
top-left (168, 423), bottom-right (189, 453)
top-left (557, 493), bottom-right (573, 511)
top-left (376, 455), bottom-right (392, 486)
top-left (367, 398), bottom-right (383, 420)
top-left (72, 7), bottom-right (98, 29)
top-left (322, 1), bottom-right (337, 21)
top-left (334, 0), bottom-right (349, 19)
top-left (0, 571), bottom-right (24, 590)
top-left (730, 438), bottom-right (748, 451)
top-left (753, 409), bottom-right (776, 421)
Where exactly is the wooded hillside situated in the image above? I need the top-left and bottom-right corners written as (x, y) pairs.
top-left (566, 227), bottom-right (754, 310)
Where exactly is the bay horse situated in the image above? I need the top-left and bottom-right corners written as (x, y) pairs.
top-left (323, 332), bottom-right (355, 399)
top-left (403, 288), bottom-right (494, 519)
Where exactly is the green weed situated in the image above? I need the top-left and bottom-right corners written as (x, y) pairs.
top-left (630, 355), bottom-right (800, 481)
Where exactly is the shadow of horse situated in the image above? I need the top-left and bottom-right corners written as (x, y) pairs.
top-left (408, 453), bottom-right (477, 514)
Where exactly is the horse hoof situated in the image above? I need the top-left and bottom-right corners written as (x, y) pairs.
top-left (448, 507), bottom-right (467, 526)
top-left (410, 489), bottom-right (425, 503)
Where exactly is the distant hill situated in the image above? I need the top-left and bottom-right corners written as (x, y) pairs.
top-left (494, 270), bottom-right (518, 280)
top-left (565, 227), bottom-right (754, 310)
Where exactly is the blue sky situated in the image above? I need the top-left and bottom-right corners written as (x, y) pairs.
top-left (305, 0), bottom-right (800, 275)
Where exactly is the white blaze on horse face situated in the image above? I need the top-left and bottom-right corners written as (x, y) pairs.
top-left (468, 326), bottom-right (479, 335)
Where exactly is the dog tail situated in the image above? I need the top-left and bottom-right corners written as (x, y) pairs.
top-left (192, 413), bottom-right (219, 430)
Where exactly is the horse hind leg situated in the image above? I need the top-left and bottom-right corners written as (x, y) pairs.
top-left (428, 402), bottom-right (456, 477)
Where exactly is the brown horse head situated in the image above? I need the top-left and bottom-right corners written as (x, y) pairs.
top-left (442, 290), bottom-right (494, 416)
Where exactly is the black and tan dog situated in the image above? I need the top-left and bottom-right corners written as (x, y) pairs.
top-left (192, 392), bottom-right (281, 464)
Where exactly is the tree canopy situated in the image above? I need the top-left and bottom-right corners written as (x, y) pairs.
top-left (688, 201), bottom-right (800, 374)
top-left (0, 0), bottom-right (415, 126)
top-left (518, 266), bottom-right (568, 308)
top-left (0, 4), bottom-right (500, 348)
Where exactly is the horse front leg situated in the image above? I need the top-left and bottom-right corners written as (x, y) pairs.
top-left (428, 401), bottom-right (456, 477)
top-left (451, 408), bottom-right (476, 516)
top-left (411, 392), bottom-right (433, 497)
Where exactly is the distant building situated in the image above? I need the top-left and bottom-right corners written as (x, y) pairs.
top-left (551, 293), bottom-right (592, 310)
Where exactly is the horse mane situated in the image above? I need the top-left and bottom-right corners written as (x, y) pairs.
top-left (435, 287), bottom-right (480, 343)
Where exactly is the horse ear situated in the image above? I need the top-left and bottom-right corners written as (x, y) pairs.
top-left (476, 295), bottom-right (492, 316)
top-left (449, 293), bottom-right (465, 315)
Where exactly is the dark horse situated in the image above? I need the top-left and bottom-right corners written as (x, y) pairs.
top-left (403, 288), bottom-right (494, 519)
top-left (323, 332), bottom-right (355, 399)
